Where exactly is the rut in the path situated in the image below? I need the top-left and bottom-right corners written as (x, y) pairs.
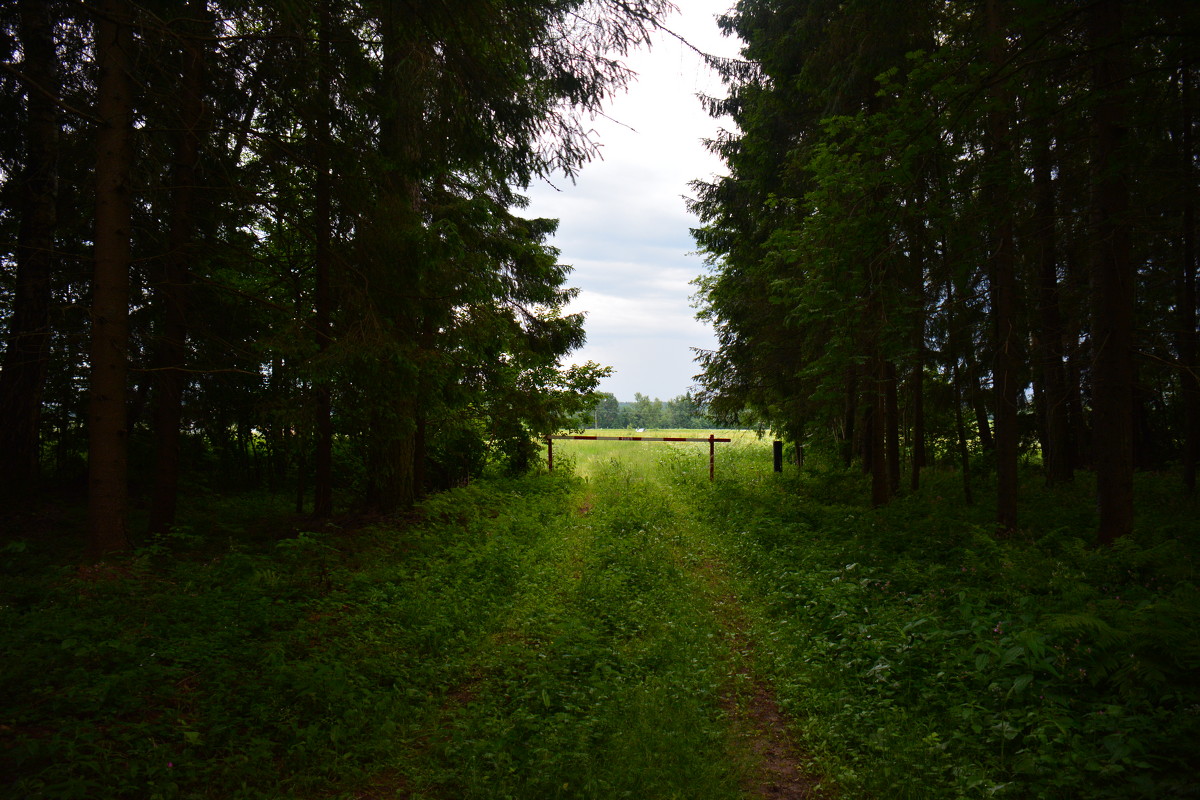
top-left (698, 560), bottom-right (830, 800)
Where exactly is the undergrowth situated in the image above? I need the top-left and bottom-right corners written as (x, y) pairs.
top-left (696, 447), bottom-right (1200, 799)
top-left (3, 439), bottom-right (1197, 799)
top-left (1, 475), bottom-right (574, 799)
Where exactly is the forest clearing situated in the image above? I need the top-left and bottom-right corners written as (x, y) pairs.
top-left (3, 434), bottom-right (1197, 799)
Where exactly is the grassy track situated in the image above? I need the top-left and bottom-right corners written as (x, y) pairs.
top-left (6, 430), bottom-right (1196, 798)
top-left (382, 430), bottom-right (830, 799)
top-left (401, 432), bottom-right (800, 799)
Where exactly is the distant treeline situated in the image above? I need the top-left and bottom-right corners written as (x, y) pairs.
top-left (576, 392), bottom-right (720, 430)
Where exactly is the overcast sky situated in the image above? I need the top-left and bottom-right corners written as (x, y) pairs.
top-left (524, 1), bottom-right (741, 403)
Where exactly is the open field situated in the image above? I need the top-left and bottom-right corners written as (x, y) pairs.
top-left (545, 429), bottom-right (772, 481)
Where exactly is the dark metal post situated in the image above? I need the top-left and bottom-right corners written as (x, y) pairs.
top-left (709, 434), bottom-right (715, 481)
top-left (773, 440), bottom-right (783, 472)
top-left (547, 437), bottom-right (553, 472)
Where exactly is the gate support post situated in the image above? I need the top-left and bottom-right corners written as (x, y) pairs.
top-left (709, 434), bottom-right (715, 481)
top-left (773, 440), bottom-right (783, 472)
top-left (547, 437), bottom-right (553, 472)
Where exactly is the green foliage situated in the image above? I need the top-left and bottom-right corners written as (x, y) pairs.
top-left (0, 0), bottom-right (681, 535)
top-left (0, 478), bottom-right (576, 798)
top-left (695, 456), bottom-right (1200, 799)
top-left (691, 0), bottom-right (1200, 522)
top-left (4, 440), bottom-right (1197, 798)
top-left (419, 459), bottom-right (741, 799)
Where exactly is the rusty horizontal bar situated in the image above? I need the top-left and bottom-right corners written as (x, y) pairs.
top-left (548, 435), bottom-right (732, 442)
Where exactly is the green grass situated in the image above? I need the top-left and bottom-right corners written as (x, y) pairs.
top-left (692, 456), bottom-right (1200, 799)
top-left (546, 428), bottom-right (768, 482)
top-left (2, 437), bottom-right (1197, 799)
top-left (414, 457), bottom-right (743, 799)
top-left (2, 478), bottom-right (574, 799)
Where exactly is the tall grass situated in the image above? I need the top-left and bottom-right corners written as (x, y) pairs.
top-left (546, 428), bottom-right (768, 483)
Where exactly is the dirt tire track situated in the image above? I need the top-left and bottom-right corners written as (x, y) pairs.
top-left (699, 562), bottom-right (831, 800)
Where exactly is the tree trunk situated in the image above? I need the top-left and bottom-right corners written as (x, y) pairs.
top-left (948, 281), bottom-right (974, 504)
top-left (294, 434), bottom-right (307, 514)
top-left (1182, 194), bottom-right (1198, 494)
top-left (1090, 0), bottom-right (1135, 545)
top-left (910, 355), bottom-right (925, 493)
top-left (1064, 249), bottom-right (1089, 470)
top-left (0, 0), bottom-right (59, 496)
top-left (841, 365), bottom-right (858, 468)
top-left (1033, 131), bottom-right (1074, 485)
top-left (87, 0), bottom-right (135, 557)
top-left (364, 402), bottom-right (416, 512)
top-left (363, 3), bottom-right (424, 512)
top-left (148, 0), bottom-right (207, 534)
top-left (867, 310), bottom-right (892, 505)
top-left (870, 364), bottom-right (889, 507)
top-left (986, 0), bottom-right (1019, 534)
top-left (313, 0), bottom-right (334, 518)
top-left (908, 218), bottom-right (928, 491)
top-left (413, 316), bottom-right (436, 499)
top-left (1181, 65), bottom-right (1199, 494)
top-left (885, 360), bottom-right (901, 497)
top-left (954, 360), bottom-right (974, 506)
top-left (973, 379), bottom-right (995, 451)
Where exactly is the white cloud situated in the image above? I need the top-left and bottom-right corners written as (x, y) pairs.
top-left (568, 288), bottom-right (706, 337)
top-left (525, 0), bottom-right (741, 401)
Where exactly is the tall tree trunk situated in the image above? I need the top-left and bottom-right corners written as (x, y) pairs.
top-left (1064, 243), bottom-right (1089, 469)
top-left (948, 281), bottom-right (974, 504)
top-left (1181, 65), bottom-right (1199, 494)
top-left (841, 365), bottom-right (858, 468)
top-left (954, 360), bottom-right (975, 506)
top-left (365, 5), bottom-right (424, 512)
top-left (1183, 207), bottom-right (1199, 494)
top-left (908, 217), bottom-right (928, 491)
top-left (986, 0), bottom-right (1019, 534)
top-left (885, 360), bottom-right (901, 497)
top-left (866, 274), bottom-right (892, 504)
top-left (973, 378), bottom-right (995, 451)
top-left (88, 0), bottom-right (135, 557)
top-left (313, 0), bottom-right (334, 518)
top-left (0, 0), bottom-right (59, 496)
top-left (1033, 131), bottom-right (1073, 485)
top-left (910, 354), bottom-right (925, 492)
top-left (413, 317), bottom-right (436, 499)
top-left (1090, 0), bottom-right (1134, 545)
top-left (148, 0), bottom-right (207, 534)
top-left (870, 355), bottom-right (890, 507)
top-left (294, 430), bottom-right (307, 514)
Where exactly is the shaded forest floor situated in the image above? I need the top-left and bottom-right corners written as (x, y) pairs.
top-left (3, 441), bottom-right (1199, 798)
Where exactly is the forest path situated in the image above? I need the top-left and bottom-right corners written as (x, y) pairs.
top-left (662, 477), bottom-right (827, 800)
top-left (692, 553), bottom-right (826, 800)
top-left (389, 456), bottom-right (826, 799)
